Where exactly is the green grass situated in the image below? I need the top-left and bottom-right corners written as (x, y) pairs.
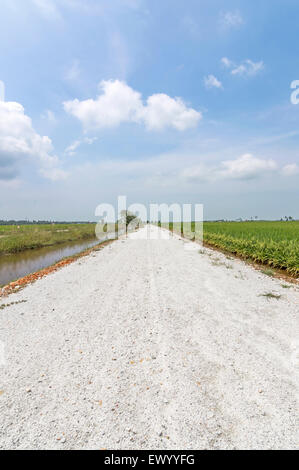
top-left (167, 221), bottom-right (299, 277)
top-left (0, 224), bottom-right (97, 255)
top-left (260, 292), bottom-right (282, 300)
top-left (261, 268), bottom-right (275, 277)
top-left (0, 300), bottom-right (27, 310)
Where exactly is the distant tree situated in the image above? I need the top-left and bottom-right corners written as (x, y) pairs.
top-left (120, 210), bottom-right (137, 227)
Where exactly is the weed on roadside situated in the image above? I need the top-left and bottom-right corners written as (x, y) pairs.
top-left (0, 300), bottom-right (27, 310)
top-left (261, 268), bottom-right (275, 277)
top-left (211, 259), bottom-right (233, 269)
top-left (259, 292), bottom-right (281, 300)
top-left (235, 271), bottom-right (246, 280)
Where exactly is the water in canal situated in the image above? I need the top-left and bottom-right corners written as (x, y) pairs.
top-left (0, 238), bottom-right (101, 286)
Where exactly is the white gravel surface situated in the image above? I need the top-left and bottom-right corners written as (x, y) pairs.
top-left (0, 225), bottom-right (298, 450)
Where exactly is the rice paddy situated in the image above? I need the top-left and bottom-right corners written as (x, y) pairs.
top-left (170, 221), bottom-right (299, 277)
top-left (0, 224), bottom-right (96, 255)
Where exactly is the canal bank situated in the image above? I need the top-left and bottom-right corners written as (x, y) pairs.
top-left (0, 237), bottom-right (115, 296)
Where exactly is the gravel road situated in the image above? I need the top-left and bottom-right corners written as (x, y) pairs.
top-left (0, 225), bottom-right (298, 449)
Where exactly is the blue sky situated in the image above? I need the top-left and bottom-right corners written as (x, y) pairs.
top-left (0, 0), bottom-right (299, 220)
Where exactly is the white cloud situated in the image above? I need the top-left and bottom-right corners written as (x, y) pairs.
top-left (232, 60), bottom-right (264, 76)
top-left (64, 79), bottom-right (202, 131)
top-left (204, 75), bottom-right (223, 89)
top-left (64, 80), bottom-right (142, 130)
top-left (68, 152), bottom-right (294, 199)
top-left (65, 140), bottom-right (81, 156)
top-left (219, 154), bottom-right (277, 180)
top-left (182, 154), bottom-right (278, 182)
top-left (0, 99), bottom-right (64, 180)
top-left (141, 93), bottom-right (201, 131)
top-left (221, 57), bottom-right (233, 68)
top-left (221, 58), bottom-right (264, 77)
top-left (220, 10), bottom-right (244, 29)
top-left (65, 136), bottom-right (97, 156)
top-left (282, 163), bottom-right (299, 176)
top-left (84, 136), bottom-right (97, 145)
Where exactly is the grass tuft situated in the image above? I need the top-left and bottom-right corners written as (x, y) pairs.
top-left (0, 300), bottom-right (27, 310)
top-left (261, 268), bottom-right (275, 277)
top-left (260, 292), bottom-right (281, 300)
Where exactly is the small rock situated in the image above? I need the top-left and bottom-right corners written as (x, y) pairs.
top-left (26, 388), bottom-right (32, 393)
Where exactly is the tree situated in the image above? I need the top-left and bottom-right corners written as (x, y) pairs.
top-left (120, 210), bottom-right (141, 231)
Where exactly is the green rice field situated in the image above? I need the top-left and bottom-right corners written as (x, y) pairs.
top-left (170, 221), bottom-right (299, 277)
top-left (0, 224), bottom-right (96, 255)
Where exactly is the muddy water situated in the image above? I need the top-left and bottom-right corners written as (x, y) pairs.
top-left (0, 238), bottom-right (101, 286)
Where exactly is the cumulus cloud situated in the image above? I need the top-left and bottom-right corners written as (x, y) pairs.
top-left (0, 99), bottom-right (65, 181)
top-left (221, 58), bottom-right (264, 77)
top-left (282, 163), bottom-right (299, 176)
top-left (141, 93), bottom-right (201, 131)
top-left (182, 154), bottom-right (278, 182)
top-left (219, 154), bottom-right (277, 180)
top-left (63, 79), bottom-right (202, 132)
top-left (204, 75), bottom-right (223, 89)
top-left (220, 10), bottom-right (244, 29)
